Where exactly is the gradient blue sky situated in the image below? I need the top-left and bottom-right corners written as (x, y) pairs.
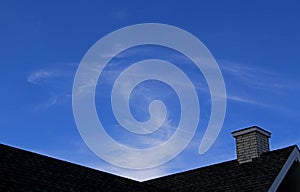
top-left (1, 0), bottom-right (300, 181)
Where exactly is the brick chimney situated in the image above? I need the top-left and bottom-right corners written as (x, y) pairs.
top-left (231, 126), bottom-right (271, 164)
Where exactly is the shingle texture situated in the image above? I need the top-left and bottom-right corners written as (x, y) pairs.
top-left (0, 143), bottom-right (297, 192)
top-left (146, 146), bottom-right (297, 192)
top-left (0, 144), bottom-right (162, 192)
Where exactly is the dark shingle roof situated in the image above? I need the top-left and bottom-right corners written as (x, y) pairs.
top-left (0, 144), bottom-right (163, 192)
top-left (1, 143), bottom-right (297, 192)
top-left (145, 145), bottom-right (297, 192)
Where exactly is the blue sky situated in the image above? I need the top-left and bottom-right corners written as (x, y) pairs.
top-left (1, 0), bottom-right (300, 181)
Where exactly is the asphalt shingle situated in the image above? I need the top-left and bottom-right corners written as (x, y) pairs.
top-left (146, 146), bottom-right (297, 192)
top-left (0, 144), bottom-right (162, 192)
top-left (1, 143), bottom-right (297, 192)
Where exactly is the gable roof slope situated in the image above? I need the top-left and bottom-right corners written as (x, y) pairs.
top-left (145, 145), bottom-right (299, 192)
top-left (0, 143), bottom-right (164, 192)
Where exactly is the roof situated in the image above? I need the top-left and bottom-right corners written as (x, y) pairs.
top-left (1, 143), bottom-right (298, 192)
top-left (146, 145), bottom-right (299, 192)
top-left (0, 144), bottom-right (162, 192)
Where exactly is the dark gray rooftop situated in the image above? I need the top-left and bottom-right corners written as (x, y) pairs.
top-left (0, 143), bottom-right (298, 192)
top-left (146, 145), bottom-right (298, 192)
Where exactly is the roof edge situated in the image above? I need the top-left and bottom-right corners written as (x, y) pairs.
top-left (268, 145), bottom-right (300, 192)
top-left (0, 143), bottom-right (140, 182)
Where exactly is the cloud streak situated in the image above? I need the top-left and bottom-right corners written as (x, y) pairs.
top-left (220, 60), bottom-right (291, 90)
top-left (216, 60), bottom-right (300, 112)
top-left (27, 70), bottom-right (58, 84)
top-left (26, 64), bottom-right (76, 109)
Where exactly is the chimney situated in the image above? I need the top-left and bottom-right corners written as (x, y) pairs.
top-left (231, 126), bottom-right (271, 164)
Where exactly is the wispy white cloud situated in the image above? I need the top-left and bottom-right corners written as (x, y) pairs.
top-left (122, 57), bottom-right (291, 114)
top-left (219, 60), bottom-right (292, 90)
top-left (226, 95), bottom-right (265, 106)
top-left (216, 60), bottom-right (300, 112)
top-left (27, 70), bottom-right (58, 84)
top-left (135, 119), bottom-right (177, 148)
top-left (27, 64), bottom-right (76, 109)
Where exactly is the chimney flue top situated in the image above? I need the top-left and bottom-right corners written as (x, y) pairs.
top-left (232, 126), bottom-right (271, 164)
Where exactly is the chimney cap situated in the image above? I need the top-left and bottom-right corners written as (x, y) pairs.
top-left (231, 126), bottom-right (271, 138)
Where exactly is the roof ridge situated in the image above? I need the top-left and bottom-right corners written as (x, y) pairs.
top-left (262, 145), bottom-right (298, 155)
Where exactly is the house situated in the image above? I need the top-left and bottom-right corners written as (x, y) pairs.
top-left (1, 126), bottom-right (299, 191)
